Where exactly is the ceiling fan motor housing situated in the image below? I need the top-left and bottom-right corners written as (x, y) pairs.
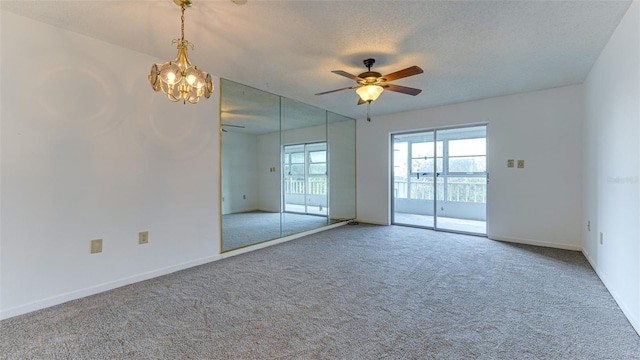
top-left (363, 58), bottom-right (375, 69)
top-left (358, 71), bottom-right (383, 84)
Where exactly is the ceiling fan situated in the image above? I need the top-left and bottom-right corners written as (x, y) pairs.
top-left (316, 58), bottom-right (423, 106)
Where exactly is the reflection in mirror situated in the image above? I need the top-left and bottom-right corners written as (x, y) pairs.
top-left (221, 80), bottom-right (281, 251)
top-left (328, 112), bottom-right (356, 222)
top-left (281, 97), bottom-right (329, 237)
top-left (221, 79), bottom-right (356, 252)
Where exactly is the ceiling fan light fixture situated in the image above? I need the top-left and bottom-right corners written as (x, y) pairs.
top-left (356, 84), bottom-right (384, 102)
top-left (149, 0), bottom-right (213, 104)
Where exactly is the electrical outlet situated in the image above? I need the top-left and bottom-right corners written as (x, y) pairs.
top-left (587, 220), bottom-right (590, 231)
top-left (90, 239), bottom-right (103, 254)
top-left (517, 160), bottom-right (525, 168)
top-left (243, 194), bottom-right (246, 199)
top-left (599, 232), bottom-right (603, 245)
top-left (139, 231), bottom-right (149, 245)
top-left (507, 159), bottom-right (514, 168)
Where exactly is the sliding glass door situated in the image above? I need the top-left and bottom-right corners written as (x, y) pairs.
top-left (392, 125), bottom-right (487, 235)
top-left (392, 131), bottom-right (438, 227)
top-left (434, 126), bottom-right (487, 234)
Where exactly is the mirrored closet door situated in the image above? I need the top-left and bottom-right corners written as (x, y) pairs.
top-left (220, 79), bottom-right (356, 252)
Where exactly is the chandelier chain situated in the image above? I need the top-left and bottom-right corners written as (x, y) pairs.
top-left (180, 5), bottom-right (185, 41)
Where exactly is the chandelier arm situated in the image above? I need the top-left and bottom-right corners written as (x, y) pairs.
top-left (165, 84), bottom-right (181, 102)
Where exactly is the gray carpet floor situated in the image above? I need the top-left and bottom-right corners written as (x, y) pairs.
top-left (222, 211), bottom-right (330, 251)
top-left (2, 224), bottom-right (639, 359)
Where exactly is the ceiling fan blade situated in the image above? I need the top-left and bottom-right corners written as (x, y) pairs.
top-left (221, 124), bottom-right (246, 128)
top-left (315, 85), bottom-right (360, 96)
top-left (380, 66), bottom-right (423, 82)
top-left (357, 97), bottom-right (367, 105)
top-left (383, 83), bottom-right (422, 96)
top-left (332, 70), bottom-right (364, 82)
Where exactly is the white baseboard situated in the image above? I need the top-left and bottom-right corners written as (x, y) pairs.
top-left (0, 254), bottom-right (221, 320)
top-left (582, 249), bottom-right (640, 337)
top-left (488, 234), bottom-right (582, 251)
top-left (221, 221), bottom-right (347, 259)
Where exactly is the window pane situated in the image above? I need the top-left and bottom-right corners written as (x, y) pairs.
top-left (449, 156), bottom-right (486, 173)
top-left (309, 151), bottom-right (326, 163)
top-left (412, 142), bottom-right (430, 158)
top-left (394, 142), bottom-right (408, 181)
top-left (412, 141), bottom-right (443, 158)
top-left (411, 158), bottom-right (432, 173)
top-left (291, 152), bottom-right (304, 163)
top-left (290, 164), bottom-right (304, 175)
top-left (411, 158), bottom-right (443, 173)
top-left (309, 164), bottom-right (326, 175)
top-left (449, 138), bottom-right (486, 157)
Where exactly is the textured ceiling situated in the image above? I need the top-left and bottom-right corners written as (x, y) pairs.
top-left (1, 0), bottom-right (632, 120)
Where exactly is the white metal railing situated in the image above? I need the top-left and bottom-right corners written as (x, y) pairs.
top-left (394, 180), bottom-right (486, 203)
top-left (285, 179), bottom-right (327, 195)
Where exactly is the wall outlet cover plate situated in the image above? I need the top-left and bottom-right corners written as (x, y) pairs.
top-left (90, 239), bottom-right (103, 254)
top-left (139, 231), bottom-right (149, 245)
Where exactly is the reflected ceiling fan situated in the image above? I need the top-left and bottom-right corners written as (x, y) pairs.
top-left (221, 123), bottom-right (245, 132)
top-left (315, 58), bottom-right (423, 121)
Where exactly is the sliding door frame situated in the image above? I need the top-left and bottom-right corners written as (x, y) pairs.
top-left (391, 123), bottom-right (489, 236)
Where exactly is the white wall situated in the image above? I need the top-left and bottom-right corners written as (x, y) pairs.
top-left (222, 132), bottom-right (258, 214)
top-left (357, 85), bottom-right (584, 250)
top-left (583, 1), bottom-right (639, 334)
top-left (257, 131), bottom-right (281, 212)
top-left (0, 11), bottom-right (221, 319)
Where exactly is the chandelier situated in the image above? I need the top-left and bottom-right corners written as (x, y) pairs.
top-left (149, 0), bottom-right (213, 104)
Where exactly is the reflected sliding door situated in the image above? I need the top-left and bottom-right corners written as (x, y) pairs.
top-left (392, 125), bottom-right (487, 235)
top-left (283, 142), bottom-right (328, 216)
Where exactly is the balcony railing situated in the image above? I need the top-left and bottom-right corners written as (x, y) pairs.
top-left (394, 180), bottom-right (486, 203)
top-left (285, 179), bottom-right (327, 195)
